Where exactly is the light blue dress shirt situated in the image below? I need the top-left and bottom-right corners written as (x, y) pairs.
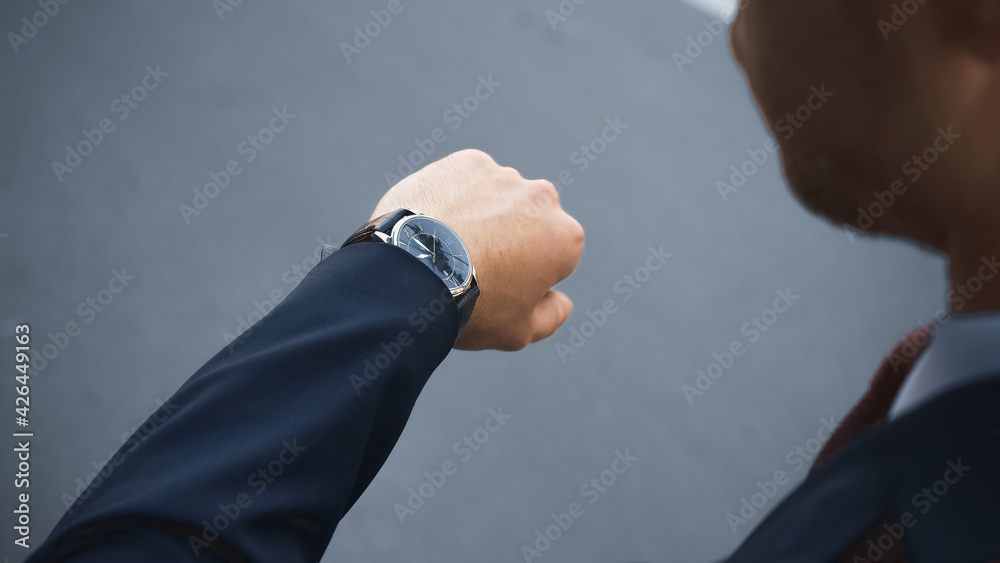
top-left (889, 310), bottom-right (1000, 420)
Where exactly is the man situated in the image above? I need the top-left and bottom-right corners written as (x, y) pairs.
top-left (27, 151), bottom-right (585, 562)
top-left (723, 1), bottom-right (1000, 561)
top-left (28, 1), bottom-right (1000, 562)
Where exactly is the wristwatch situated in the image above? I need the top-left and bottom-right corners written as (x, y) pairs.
top-left (324, 209), bottom-right (480, 335)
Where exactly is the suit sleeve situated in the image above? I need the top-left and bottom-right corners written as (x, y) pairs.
top-left (28, 243), bottom-right (461, 562)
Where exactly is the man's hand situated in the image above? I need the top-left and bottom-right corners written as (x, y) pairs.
top-left (370, 149), bottom-right (585, 351)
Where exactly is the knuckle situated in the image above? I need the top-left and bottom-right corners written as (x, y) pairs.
top-left (530, 179), bottom-right (560, 202)
top-left (456, 148), bottom-right (494, 165)
top-left (565, 216), bottom-right (585, 248)
top-left (524, 181), bottom-right (559, 214)
top-left (501, 165), bottom-right (522, 179)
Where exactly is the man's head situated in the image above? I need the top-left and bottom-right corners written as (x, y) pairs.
top-left (729, 0), bottom-right (1000, 253)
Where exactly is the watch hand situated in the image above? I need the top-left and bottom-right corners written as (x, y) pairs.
top-left (413, 238), bottom-right (431, 253)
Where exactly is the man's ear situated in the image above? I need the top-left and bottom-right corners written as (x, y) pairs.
top-left (939, 0), bottom-right (1000, 61)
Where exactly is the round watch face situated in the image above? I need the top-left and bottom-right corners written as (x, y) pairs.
top-left (392, 215), bottom-right (473, 293)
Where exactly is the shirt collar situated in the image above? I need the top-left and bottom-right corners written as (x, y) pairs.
top-left (889, 310), bottom-right (1000, 420)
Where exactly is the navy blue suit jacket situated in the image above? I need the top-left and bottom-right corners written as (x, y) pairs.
top-left (28, 244), bottom-right (1000, 562)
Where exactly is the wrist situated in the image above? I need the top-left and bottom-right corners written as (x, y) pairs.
top-left (335, 209), bottom-right (479, 337)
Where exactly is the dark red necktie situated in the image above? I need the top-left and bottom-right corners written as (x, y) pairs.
top-left (812, 326), bottom-right (934, 563)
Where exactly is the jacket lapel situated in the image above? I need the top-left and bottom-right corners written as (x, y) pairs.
top-left (728, 327), bottom-right (935, 563)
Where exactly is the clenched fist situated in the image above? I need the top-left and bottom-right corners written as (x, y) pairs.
top-left (370, 149), bottom-right (585, 351)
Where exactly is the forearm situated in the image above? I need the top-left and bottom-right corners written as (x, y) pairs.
top-left (30, 243), bottom-right (459, 562)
